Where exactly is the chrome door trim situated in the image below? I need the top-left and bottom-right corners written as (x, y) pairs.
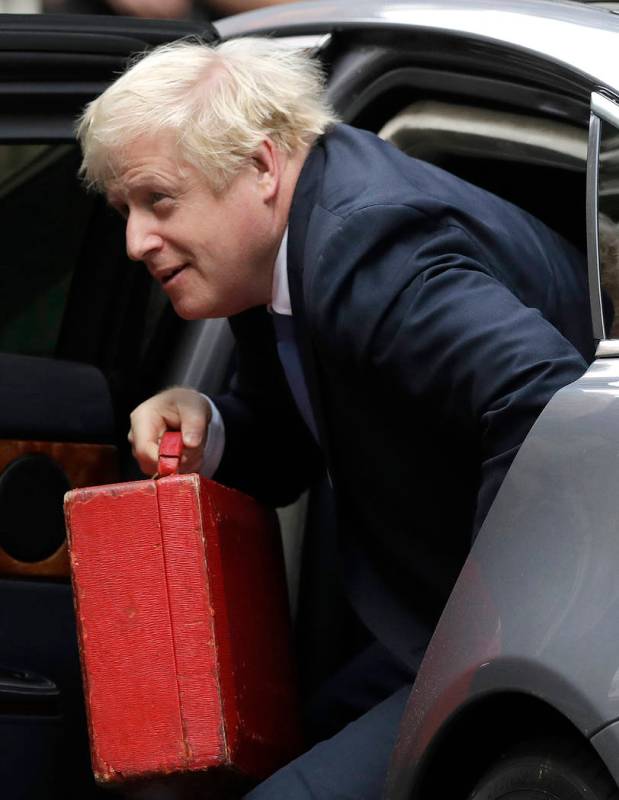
top-left (592, 91), bottom-right (619, 128)
top-left (587, 108), bottom-right (604, 342)
top-left (595, 339), bottom-right (619, 358)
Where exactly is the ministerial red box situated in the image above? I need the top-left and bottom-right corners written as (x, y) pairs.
top-left (64, 442), bottom-right (300, 789)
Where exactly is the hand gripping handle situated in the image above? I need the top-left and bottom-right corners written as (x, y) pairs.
top-left (158, 431), bottom-right (183, 477)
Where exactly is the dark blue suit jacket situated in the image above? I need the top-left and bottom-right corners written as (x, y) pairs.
top-left (214, 125), bottom-right (592, 668)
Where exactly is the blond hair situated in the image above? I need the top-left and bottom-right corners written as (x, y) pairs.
top-left (76, 36), bottom-right (339, 192)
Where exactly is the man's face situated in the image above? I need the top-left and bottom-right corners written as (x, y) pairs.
top-left (106, 135), bottom-right (277, 319)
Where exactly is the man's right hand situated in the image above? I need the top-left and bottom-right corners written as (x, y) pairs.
top-left (128, 387), bottom-right (212, 476)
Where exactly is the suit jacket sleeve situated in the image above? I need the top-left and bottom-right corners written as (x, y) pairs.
top-left (305, 203), bottom-right (589, 535)
top-left (212, 306), bottom-right (324, 507)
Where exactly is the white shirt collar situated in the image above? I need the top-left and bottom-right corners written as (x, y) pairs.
top-left (270, 227), bottom-right (292, 315)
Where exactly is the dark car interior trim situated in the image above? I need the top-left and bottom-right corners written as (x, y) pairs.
top-left (333, 64), bottom-right (590, 127)
top-left (0, 12), bottom-right (216, 45)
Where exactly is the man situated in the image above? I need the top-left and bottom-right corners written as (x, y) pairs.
top-left (77, 37), bottom-right (592, 798)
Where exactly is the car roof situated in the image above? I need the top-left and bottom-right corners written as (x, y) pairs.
top-left (215, 0), bottom-right (619, 99)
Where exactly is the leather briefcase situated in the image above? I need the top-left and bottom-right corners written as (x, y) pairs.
top-left (64, 432), bottom-right (301, 793)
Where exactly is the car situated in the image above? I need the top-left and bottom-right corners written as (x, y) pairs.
top-left (1, 1), bottom-right (619, 797)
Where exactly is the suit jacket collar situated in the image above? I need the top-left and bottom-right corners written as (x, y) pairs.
top-left (286, 137), bottom-right (333, 466)
top-left (287, 136), bottom-right (325, 302)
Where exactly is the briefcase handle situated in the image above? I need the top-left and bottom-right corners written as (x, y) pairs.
top-left (158, 431), bottom-right (183, 477)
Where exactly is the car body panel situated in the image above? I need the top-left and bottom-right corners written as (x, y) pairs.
top-left (592, 720), bottom-right (619, 786)
top-left (387, 356), bottom-right (619, 796)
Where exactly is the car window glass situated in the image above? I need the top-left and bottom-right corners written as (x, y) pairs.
top-left (598, 119), bottom-right (619, 337)
top-left (0, 143), bottom-right (92, 358)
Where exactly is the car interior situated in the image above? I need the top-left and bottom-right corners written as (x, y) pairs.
top-left (0, 22), bottom-right (596, 798)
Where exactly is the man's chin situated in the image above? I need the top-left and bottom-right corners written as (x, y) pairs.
top-left (169, 292), bottom-right (262, 320)
top-left (170, 298), bottom-right (222, 321)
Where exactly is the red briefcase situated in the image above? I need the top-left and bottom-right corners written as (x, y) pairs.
top-left (64, 432), bottom-right (301, 793)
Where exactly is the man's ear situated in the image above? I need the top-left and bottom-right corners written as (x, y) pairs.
top-left (251, 139), bottom-right (280, 202)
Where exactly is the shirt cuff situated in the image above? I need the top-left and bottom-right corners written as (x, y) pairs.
top-left (199, 394), bottom-right (225, 478)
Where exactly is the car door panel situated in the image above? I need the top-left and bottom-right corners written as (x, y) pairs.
top-left (0, 353), bottom-right (118, 797)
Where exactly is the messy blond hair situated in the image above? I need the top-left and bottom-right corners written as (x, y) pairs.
top-left (76, 37), bottom-right (339, 192)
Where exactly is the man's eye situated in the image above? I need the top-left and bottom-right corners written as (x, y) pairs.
top-left (151, 193), bottom-right (169, 206)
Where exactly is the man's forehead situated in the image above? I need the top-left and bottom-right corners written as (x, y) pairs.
top-left (114, 139), bottom-right (180, 171)
top-left (104, 137), bottom-right (189, 195)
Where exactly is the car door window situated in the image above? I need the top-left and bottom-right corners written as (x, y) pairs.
top-left (0, 143), bottom-right (92, 357)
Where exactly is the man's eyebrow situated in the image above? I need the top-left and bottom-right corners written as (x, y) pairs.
top-left (114, 174), bottom-right (178, 195)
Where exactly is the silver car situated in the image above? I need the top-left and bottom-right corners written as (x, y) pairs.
top-left (2, 1), bottom-right (619, 797)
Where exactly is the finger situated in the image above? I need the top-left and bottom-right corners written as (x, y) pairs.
top-left (179, 398), bottom-right (211, 451)
top-left (134, 439), bottom-right (161, 475)
top-left (130, 410), bottom-right (169, 475)
top-left (128, 389), bottom-right (209, 475)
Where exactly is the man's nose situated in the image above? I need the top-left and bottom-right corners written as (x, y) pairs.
top-left (125, 213), bottom-right (162, 262)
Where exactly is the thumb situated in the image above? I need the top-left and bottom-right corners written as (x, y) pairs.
top-left (182, 427), bottom-right (202, 448)
top-left (179, 397), bottom-right (211, 450)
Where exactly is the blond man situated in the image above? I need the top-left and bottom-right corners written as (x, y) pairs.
top-left (78, 37), bottom-right (591, 798)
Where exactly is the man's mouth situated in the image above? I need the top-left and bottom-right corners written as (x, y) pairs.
top-left (158, 264), bottom-right (187, 286)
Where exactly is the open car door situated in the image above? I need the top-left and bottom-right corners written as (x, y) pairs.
top-left (0, 15), bottom-right (218, 798)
